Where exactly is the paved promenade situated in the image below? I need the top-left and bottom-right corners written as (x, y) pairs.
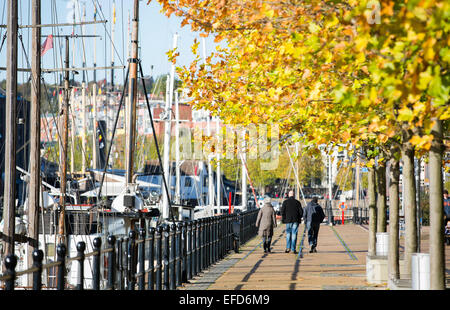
top-left (180, 222), bottom-right (450, 290)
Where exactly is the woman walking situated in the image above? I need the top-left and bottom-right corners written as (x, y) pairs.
top-left (256, 197), bottom-right (278, 253)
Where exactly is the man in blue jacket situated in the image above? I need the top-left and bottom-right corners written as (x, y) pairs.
top-left (304, 197), bottom-right (325, 253)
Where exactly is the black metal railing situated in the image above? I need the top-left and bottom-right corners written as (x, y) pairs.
top-left (0, 209), bottom-right (259, 290)
top-left (324, 205), bottom-right (369, 225)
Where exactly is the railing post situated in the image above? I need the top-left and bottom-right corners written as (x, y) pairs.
top-left (107, 235), bottom-right (116, 290)
top-left (4, 254), bottom-right (17, 290)
top-left (216, 216), bottom-right (220, 262)
top-left (32, 249), bottom-right (43, 290)
top-left (56, 243), bottom-right (66, 290)
top-left (117, 237), bottom-right (124, 290)
top-left (155, 225), bottom-right (162, 290)
top-left (76, 241), bottom-right (86, 290)
top-left (148, 227), bottom-right (155, 290)
top-left (163, 224), bottom-right (170, 290)
top-left (193, 220), bottom-right (198, 276)
top-left (181, 222), bottom-right (187, 283)
top-left (176, 222), bottom-right (182, 286)
top-left (186, 221), bottom-right (192, 280)
top-left (138, 228), bottom-right (146, 290)
top-left (206, 217), bottom-right (211, 268)
top-left (200, 218), bottom-right (205, 270)
top-left (92, 237), bottom-right (101, 290)
top-left (127, 230), bottom-right (137, 290)
top-left (219, 215), bottom-right (224, 260)
top-left (169, 223), bottom-right (176, 290)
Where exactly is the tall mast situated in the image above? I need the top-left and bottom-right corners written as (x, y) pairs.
top-left (111, 0), bottom-right (116, 90)
top-left (175, 90), bottom-right (181, 206)
top-left (161, 33), bottom-right (178, 220)
top-left (92, 4), bottom-right (98, 169)
top-left (125, 0), bottom-right (140, 185)
top-left (58, 36), bottom-right (70, 244)
top-left (1, 0), bottom-right (18, 258)
top-left (162, 75), bottom-right (171, 219)
top-left (70, 88), bottom-right (75, 174)
top-left (27, 0), bottom-right (41, 274)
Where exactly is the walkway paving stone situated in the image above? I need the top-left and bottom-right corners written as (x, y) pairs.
top-left (179, 222), bottom-right (450, 290)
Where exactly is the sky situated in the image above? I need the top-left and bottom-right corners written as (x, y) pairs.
top-left (0, 0), bottom-right (216, 85)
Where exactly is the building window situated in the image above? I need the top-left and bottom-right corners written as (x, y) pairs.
top-left (184, 177), bottom-right (192, 187)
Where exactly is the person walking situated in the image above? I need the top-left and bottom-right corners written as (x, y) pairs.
top-left (444, 189), bottom-right (450, 226)
top-left (280, 190), bottom-right (303, 254)
top-left (256, 197), bottom-right (277, 253)
top-left (304, 197), bottom-right (325, 253)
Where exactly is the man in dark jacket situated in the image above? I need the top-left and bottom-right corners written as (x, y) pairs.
top-left (304, 197), bottom-right (325, 253)
top-left (281, 190), bottom-right (303, 254)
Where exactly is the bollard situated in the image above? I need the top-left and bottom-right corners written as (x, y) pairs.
top-left (117, 238), bottom-right (124, 290)
top-left (138, 228), bottom-right (146, 290)
top-left (187, 221), bottom-right (193, 280)
top-left (76, 241), bottom-right (86, 290)
top-left (107, 235), bottom-right (116, 290)
top-left (127, 230), bottom-right (137, 290)
top-left (176, 222), bottom-right (183, 287)
top-left (169, 223), bottom-right (176, 290)
top-left (4, 254), bottom-right (17, 290)
top-left (148, 227), bottom-right (155, 290)
top-left (92, 237), bottom-right (102, 290)
top-left (155, 225), bottom-right (163, 290)
top-left (56, 243), bottom-right (66, 290)
top-left (163, 224), bottom-right (170, 290)
top-left (32, 249), bottom-right (44, 290)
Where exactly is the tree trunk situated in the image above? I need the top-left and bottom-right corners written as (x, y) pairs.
top-left (376, 163), bottom-right (387, 233)
top-left (388, 152), bottom-right (400, 282)
top-left (429, 118), bottom-right (445, 289)
top-left (401, 141), bottom-right (417, 278)
top-left (368, 166), bottom-right (377, 256)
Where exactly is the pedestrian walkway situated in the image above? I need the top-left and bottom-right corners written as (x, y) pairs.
top-left (180, 222), bottom-right (450, 290)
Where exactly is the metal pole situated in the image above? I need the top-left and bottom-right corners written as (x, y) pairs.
top-left (216, 117), bottom-right (221, 208)
top-left (2, 0), bottom-right (18, 259)
top-left (241, 129), bottom-right (247, 211)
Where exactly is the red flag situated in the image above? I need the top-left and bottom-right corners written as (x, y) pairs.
top-left (41, 35), bottom-right (53, 56)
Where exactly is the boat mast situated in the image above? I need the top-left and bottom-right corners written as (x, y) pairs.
top-left (27, 0), bottom-right (41, 277)
top-left (125, 0), bottom-right (140, 185)
top-left (161, 33), bottom-right (177, 220)
top-left (1, 0), bottom-right (18, 259)
top-left (92, 5), bottom-right (98, 170)
top-left (175, 90), bottom-right (181, 206)
top-left (111, 0), bottom-right (116, 90)
top-left (58, 36), bottom-right (70, 244)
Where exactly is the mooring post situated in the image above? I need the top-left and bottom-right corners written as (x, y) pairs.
top-left (107, 235), bottom-right (116, 290)
top-left (92, 237), bottom-right (102, 290)
top-left (76, 241), bottom-right (86, 290)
